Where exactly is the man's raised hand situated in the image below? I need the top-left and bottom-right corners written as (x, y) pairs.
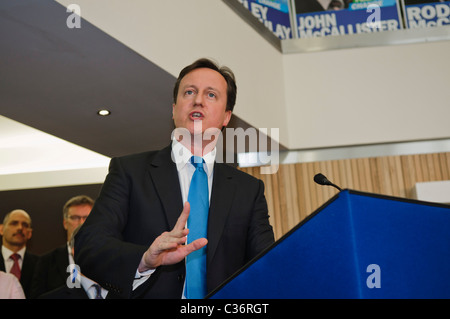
top-left (138, 202), bottom-right (208, 272)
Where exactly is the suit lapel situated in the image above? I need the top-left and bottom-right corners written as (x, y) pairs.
top-left (147, 145), bottom-right (183, 230)
top-left (21, 252), bottom-right (33, 280)
top-left (207, 163), bottom-right (236, 266)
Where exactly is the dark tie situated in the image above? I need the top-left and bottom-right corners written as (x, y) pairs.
top-left (185, 156), bottom-right (209, 299)
top-left (92, 284), bottom-right (103, 299)
top-left (9, 254), bottom-right (21, 280)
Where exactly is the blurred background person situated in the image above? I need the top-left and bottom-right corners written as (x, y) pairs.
top-left (0, 270), bottom-right (25, 299)
top-left (39, 225), bottom-right (109, 299)
top-left (30, 195), bottom-right (94, 298)
top-left (0, 209), bottom-right (39, 298)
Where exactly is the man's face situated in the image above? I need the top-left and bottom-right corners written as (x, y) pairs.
top-left (172, 67), bottom-right (232, 138)
top-left (63, 204), bottom-right (92, 241)
top-left (0, 211), bottom-right (33, 249)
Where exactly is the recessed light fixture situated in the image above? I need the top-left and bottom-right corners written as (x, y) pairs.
top-left (97, 109), bottom-right (111, 116)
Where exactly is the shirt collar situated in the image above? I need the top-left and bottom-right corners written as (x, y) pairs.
top-left (80, 275), bottom-right (107, 299)
top-left (80, 274), bottom-right (96, 292)
top-left (2, 245), bottom-right (26, 260)
top-left (171, 139), bottom-right (215, 177)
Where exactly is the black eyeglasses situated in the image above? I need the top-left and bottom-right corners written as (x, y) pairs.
top-left (67, 215), bottom-right (89, 222)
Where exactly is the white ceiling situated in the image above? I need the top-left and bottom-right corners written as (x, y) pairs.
top-left (0, 115), bottom-right (110, 191)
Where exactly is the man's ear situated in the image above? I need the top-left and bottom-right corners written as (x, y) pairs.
top-left (26, 228), bottom-right (33, 240)
top-left (222, 110), bottom-right (232, 128)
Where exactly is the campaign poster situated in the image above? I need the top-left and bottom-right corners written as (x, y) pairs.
top-left (293, 0), bottom-right (403, 38)
top-left (237, 0), bottom-right (294, 39)
top-left (402, 0), bottom-right (450, 29)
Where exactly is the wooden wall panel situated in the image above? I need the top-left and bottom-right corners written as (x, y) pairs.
top-left (240, 152), bottom-right (450, 241)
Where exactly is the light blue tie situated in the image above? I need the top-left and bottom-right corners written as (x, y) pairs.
top-left (185, 156), bottom-right (209, 299)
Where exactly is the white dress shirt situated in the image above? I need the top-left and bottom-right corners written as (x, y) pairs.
top-left (81, 275), bottom-right (108, 299)
top-left (1, 246), bottom-right (26, 274)
top-left (171, 138), bottom-right (215, 204)
top-left (132, 138), bottom-right (216, 294)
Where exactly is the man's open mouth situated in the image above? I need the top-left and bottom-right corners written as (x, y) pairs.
top-left (190, 112), bottom-right (204, 120)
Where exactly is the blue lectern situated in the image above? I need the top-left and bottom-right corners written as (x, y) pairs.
top-left (208, 190), bottom-right (450, 299)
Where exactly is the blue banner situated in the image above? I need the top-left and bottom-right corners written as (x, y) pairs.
top-left (402, 1), bottom-right (450, 29)
top-left (238, 0), bottom-right (293, 39)
top-left (294, 0), bottom-right (402, 38)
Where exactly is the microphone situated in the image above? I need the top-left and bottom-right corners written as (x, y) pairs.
top-left (314, 173), bottom-right (342, 191)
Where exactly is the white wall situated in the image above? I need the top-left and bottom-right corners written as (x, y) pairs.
top-left (282, 40), bottom-right (450, 149)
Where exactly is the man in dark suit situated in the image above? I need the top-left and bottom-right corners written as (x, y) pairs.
top-left (39, 226), bottom-right (110, 299)
top-left (39, 272), bottom-right (114, 299)
top-left (30, 195), bottom-right (94, 298)
top-left (30, 245), bottom-right (68, 298)
top-left (0, 209), bottom-right (39, 298)
top-left (75, 58), bottom-right (275, 299)
top-left (39, 284), bottom-right (90, 299)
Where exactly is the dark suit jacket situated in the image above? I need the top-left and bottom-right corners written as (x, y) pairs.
top-left (30, 245), bottom-right (69, 298)
top-left (75, 145), bottom-right (274, 298)
top-left (39, 283), bottom-right (120, 299)
top-left (0, 248), bottom-right (39, 298)
top-left (39, 285), bottom-right (89, 299)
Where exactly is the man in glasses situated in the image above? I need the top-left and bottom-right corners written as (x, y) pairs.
top-left (30, 195), bottom-right (94, 298)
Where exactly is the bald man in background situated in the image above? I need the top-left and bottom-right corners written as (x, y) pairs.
top-left (0, 209), bottom-right (39, 298)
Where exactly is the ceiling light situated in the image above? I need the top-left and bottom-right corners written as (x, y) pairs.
top-left (97, 109), bottom-right (111, 116)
